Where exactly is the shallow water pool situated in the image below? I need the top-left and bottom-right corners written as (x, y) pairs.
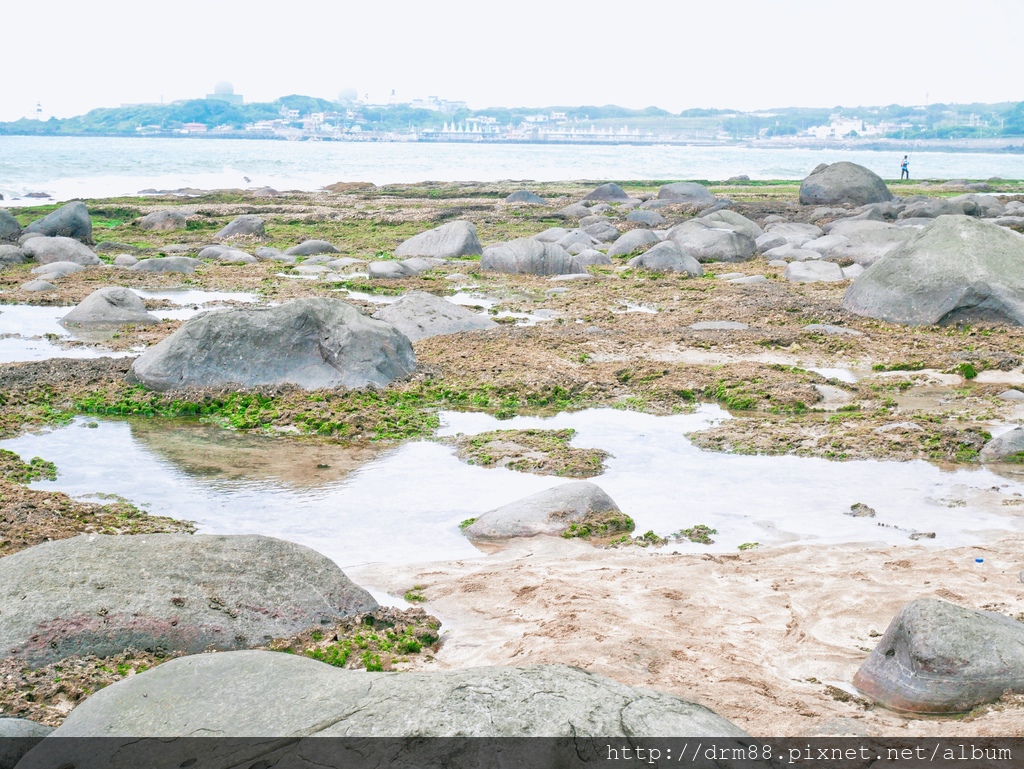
top-left (4, 407), bottom-right (1024, 570)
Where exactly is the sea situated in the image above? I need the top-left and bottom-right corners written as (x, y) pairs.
top-left (2, 136), bottom-right (1024, 204)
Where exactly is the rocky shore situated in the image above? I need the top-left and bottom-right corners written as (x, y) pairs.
top-left (2, 167), bottom-right (1024, 750)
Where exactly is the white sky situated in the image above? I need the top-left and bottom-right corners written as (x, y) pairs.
top-left (3, 0), bottom-right (1021, 122)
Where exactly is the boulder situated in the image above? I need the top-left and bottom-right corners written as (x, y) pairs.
top-left (582, 183), bottom-right (630, 202)
top-left (131, 297), bottom-right (415, 391)
top-left (23, 201), bottom-right (93, 243)
top-left (763, 221), bottom-right (825, 247)
top-left (801, 234), bottom-right (850, 255)
top-left (627, 241), bottom-right (703, 276)
top-left (853, 599), bottom-right (1024, 713)
top-left (197, 245), bottom-right (227, 259)
top-left (138, 210), bottom-right (187, 231)
top-left (464, 482), bottom-right (625, 540)
top-left (573, 249), bottom-right (612, 267)
top-left (842, 216), bottom-right (1024, 325)
top-left (608, 229), bottom-right (660, 257)
top-left (254, 246), bottom-right (283, 260)
top-left (21, 236), bottom-right (100, 265)
top-left (394, 221), bottom-right (482, 258)
top-left (214, 215), bottom-right (265, 239)
top-left (0, 718), bottom-right (52, 769)
top-left (129, 256), bottom-right (202, 274)
top-left (728, 275), bottom-right (768, 285)
top-left (217, 249), bottom-right (257, 264)
top-left (799, 162), bottom-right (893, 207)
top-left (667, 221), bottom-right (755, 262)
top-left (784, 261), bottom-right (845, 283)
top-left (0, 245), bottom-right (25, 265)
top-left (18, 232), bottom-right (42, 246)
top-left (700, 209), bottom-right (763, 239)
top-left (579, 214), bottom-right (611, 228)
top-left (820, 220), bottom-right (917, 267)
top-left (763, 245), bottom-right (824, 262)
top-left (556, 202), bottom-right (592, 218)
top-left (61, 287), bottom-right (158, 328)
top-left (583, 220), bottom-right (621, 242)
top-left (20, 280), bottom-right (56, 293)
top-left (0, 209), bottom-right (21, 242)
top-left (31, 260), bottom-right (86, 278)
top-left (112, 254), bottom-right (138, 267)
top-left (533, 227), bottom-right (570, 243)
top-left (0, 534), bottom-right (377, 668)
top-left (35, 653), bottom-right (746, 742)
top-left (505, 190), bottom-right (548, 205)
top-left (368, 261), bottom-right (412, 279)
top-left (657, 182), bottom-right (717, 207)
top-left (979, 426), bottom-right (1024, 462)
top-left (898, 198), bottom-right (969, 219)
top-left (481, 239), bottom-right (583, 276)
top-left (557, 230), bottom-right (599, 251)
top-left (625, 209), bottom-right (666, 227)
top-left (371, 291), bottom-right (497, 342)
top-left (284, 240), bottom-right (340, 256)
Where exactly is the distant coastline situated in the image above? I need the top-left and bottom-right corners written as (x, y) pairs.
top-left (2, 130), bottom-right (1022, 154)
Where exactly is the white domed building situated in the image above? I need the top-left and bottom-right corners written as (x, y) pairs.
top-left (206, 81), bottom-right (244, 105)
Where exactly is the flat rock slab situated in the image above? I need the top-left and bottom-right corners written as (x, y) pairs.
top-left (0, 534), bottom-right (378, 668)
top-left (37, 652), bottom-right (747, 738)
top-left (129, 256), bottom-right (201, 274)
top-left (372, 291), bottom-right (497, 342)
top-left (804, 324), bottom-right (863, 336)
top-left (394, 221), bottom-right (481, 258)
top-left (464, 481), bottom-right (621, 540)
top-left (131, 297), bottom-right (415, 391)
top-left (689, 321), bottom-right (748, 330)
top-left (853, 598), bottom-right (1024, 713)
top-left (61, 287), bottom-right (158, 328)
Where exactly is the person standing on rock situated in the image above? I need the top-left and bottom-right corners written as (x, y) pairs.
top-left (900, 155), bottom-right (910, 180)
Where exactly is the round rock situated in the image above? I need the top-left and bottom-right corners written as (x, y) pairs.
top-left (799, 162), bottom-right (893, 207)
top-left (394, 221), bottom-right (482, 258)
top-left (22, 236), bottom-right (100, 265)
top-left (60, 287), bottom-right (158, 328)
top-left (464, 481), bottom-right (624, 540)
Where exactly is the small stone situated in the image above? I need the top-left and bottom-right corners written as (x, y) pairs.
top-left (847, 503), bottom-right (876, 518)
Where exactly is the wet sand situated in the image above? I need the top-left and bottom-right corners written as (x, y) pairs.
top-left (352, 534), bottom-right (1024, 737)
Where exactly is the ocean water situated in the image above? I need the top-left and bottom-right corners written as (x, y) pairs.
top-left (2, 136), bottom-right (1023, 203)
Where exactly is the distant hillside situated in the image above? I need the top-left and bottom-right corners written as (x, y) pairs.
top-left (1, 97), bottom-right (1021, 139)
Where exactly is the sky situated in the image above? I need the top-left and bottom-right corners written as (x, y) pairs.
top-left (3, 0), bottom-right (1022, 122)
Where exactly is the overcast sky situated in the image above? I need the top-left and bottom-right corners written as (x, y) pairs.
top-left (3, 0), bottom-right (1021, 122)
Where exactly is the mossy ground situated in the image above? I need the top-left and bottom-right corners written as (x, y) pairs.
top-left (451, 428), bottom-right (609, 477)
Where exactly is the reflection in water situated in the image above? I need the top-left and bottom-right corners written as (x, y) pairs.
top-left (4, 408), bottom-right (1024, 570)
top-left (127, 419), bottom-right (381, 486)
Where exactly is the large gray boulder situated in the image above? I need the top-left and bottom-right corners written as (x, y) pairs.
top-left (23, 201), bottom-right (93, 243)
top-left (33, 652), bottom-right (746, 743)
top-left (628, 241), bottom-right (703, 276)
top-left (481, 239), bottom-right (583, 275)
top-left (607, 229), bottom-right (660, 257)
top-left (657, 182), bottom-right (717, 207)
top-left (853, 599), bottom-right (1024, 713)
top-left (371, 291), bottom-right (497, 342)
top-left (842, 216), bottom-right (1024, 325)
top-left (582, 183), bottom-right (630, 202)
top-left (583, 220), bottom-right (621, 243)
top-left (394, 220), bottom-right (482, 258)
top-left (0, 534), bottom-right (377, 668)
top-left (138, 210), bottom-right (187, 231)
top-left (573, 248), bottom-right (612, 267)
top-left (60, 287), bottom-right (158, 328)
top-left (284, 239), bottom-right (339, 256)
top-left (0, 719), bottom-right (52, 769)
top-left (625, 209), bottom-right (666, 227)
top-left (762, 221), bottom-right (825, 248)
top-left (464, 481), bottom-right (623, 540)
top-left (21, 236), bottom-right (100, 265)
top-left (701, 209), bottom-right (763, 240)
top-left (557, 202), bottom-right (592, 218)
top-left (505, 190), bottom-right (548, 205)
top-left (821, 221), bottom-right (918, 267)
top-left (0, 244), bottom-right (25, 265)
top-left (131, 297), bottom-right (415, 391)
top-left (129, 256), bottom-right (202, 274)
top-left (214, 215), bottom-right (265, 239)
top-left (0, 209), bottom-right (21, 242)
top-left (898, 198), bottom-right (968, 220)
top-left (979, 426), bottom-right (1024, 462)
top-left (31, 260), bottom-right (85, 278)
top-left (667, 221), bottom-right (755, 262)
top-left (799, 162), bottom-right (893, 206)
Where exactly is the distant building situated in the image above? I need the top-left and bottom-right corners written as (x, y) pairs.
top-left (181, 122), bottom-right (208, 133)
top-left (206, 82), bottom-right (243, 105)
